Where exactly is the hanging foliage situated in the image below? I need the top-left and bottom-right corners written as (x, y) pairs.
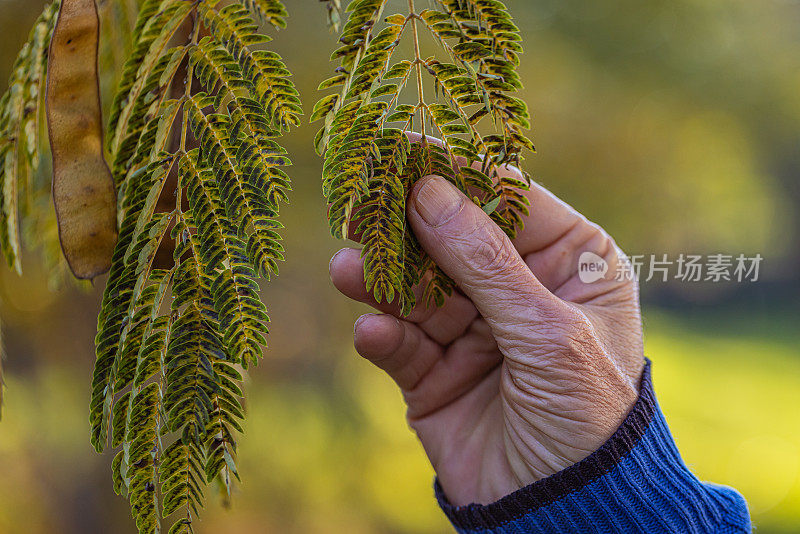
top-left (313, 0), bottom-right (534, 314)
top-left (0, 2), bottom-right (61, 276)
top-left (1, 0), bottom-right (300, 531)
top-left (90, 0), bottom-right (300, 531)
top-left (0, 0), bottom-right (532, 530)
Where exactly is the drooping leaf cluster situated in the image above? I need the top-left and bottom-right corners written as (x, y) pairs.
top-left (90, 1), bottom-right (300, 532)
top-left (0, 2), bottom-right (61, 278)
top-left (312, 0), bottom-right (534, 314)
top-left (0, 2), bottom-right (60, 420)
top-left (0, 0), bottom-right (530, 528)
top-left (99, 0), bottom-right (146, 110)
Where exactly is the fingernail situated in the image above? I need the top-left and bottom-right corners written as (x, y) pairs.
top-left (414, 176), bottom-right (463, 227)
top-left (329, 248), bottom-right (346, 279)
top-left (354, 313), bottom-right (373, 334)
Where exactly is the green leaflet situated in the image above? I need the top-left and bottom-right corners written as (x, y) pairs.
top-left (237, 0), bottom-right (287, 29)
top-left (0, 2), bottom-right (60, 275)
top-left (199, 2), bottom-right (301, 130)
top-left (313, 0), bottom-right (534, 313)
top-left (90, 2), bottom-right (297, 533)
top-left (108, 0), bottom-right (194, 156)
top-left (323, 0), bottom-right (344, 31)
top-left (482, 194), bottom-right (503, 215)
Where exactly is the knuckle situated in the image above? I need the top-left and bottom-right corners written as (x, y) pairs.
top-left (583, 223), bottom-right (613, 258)
top-left (550, 308), bottom-right (603, 357)
top-left (465, 220), bottom-right (516, 275)
top-left (580, 219), bottom-right (612, 251)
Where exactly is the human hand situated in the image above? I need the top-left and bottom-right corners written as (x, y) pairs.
top-left (329, 164), bottom-right (645, 506)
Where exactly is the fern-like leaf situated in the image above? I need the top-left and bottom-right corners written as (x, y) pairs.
top-left (314, 0), bottom-right (534, 313)
top-left (201, 3), bottom-right (301, 131)
top-left (91, 2), bottom-right (298, 532)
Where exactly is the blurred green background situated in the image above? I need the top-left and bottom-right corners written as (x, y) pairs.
top-left (1, 0), bottom-right (799, 532)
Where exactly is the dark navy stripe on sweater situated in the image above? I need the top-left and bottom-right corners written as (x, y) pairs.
top-left (436, 361), bottom-right (751, 533)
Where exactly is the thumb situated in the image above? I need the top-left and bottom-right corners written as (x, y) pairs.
top-left (407, 175), bottom-right (570, 346)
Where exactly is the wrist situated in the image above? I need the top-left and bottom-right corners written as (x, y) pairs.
top-left (434, 360), bottom-right (751, 534)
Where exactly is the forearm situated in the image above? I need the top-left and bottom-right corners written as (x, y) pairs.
top-left (436, 361), bottom-right (751, 534)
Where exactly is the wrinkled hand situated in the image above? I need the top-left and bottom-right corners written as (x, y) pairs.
top-left (329, 165), bottom-right (645, 506)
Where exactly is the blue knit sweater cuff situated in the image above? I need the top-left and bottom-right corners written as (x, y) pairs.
top-left (435, 361), bottom-right (751, 533)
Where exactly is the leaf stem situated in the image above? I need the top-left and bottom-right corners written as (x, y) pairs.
top-left (408, 0), bottom-right (425, 136)
top-left (180, 8), bottom-right (201, 160)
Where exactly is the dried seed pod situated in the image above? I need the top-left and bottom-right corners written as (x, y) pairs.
top-left (46, 0), bottom-right (117, 279)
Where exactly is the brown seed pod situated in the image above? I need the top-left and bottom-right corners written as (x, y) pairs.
top-left (46, 0), bottom-right (117, 280)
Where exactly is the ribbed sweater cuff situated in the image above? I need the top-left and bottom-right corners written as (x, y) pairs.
top-left (436, 361), bottom-right (751, 533)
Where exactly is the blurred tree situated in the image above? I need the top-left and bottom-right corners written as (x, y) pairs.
top-left (0, 1), bottom-right (798, 533)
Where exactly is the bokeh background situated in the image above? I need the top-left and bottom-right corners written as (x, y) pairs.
top-left (1, 0), bottom-right (799, 532)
